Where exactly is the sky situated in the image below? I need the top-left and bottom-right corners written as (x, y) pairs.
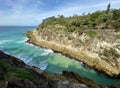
top-left (0, 0), bottom-right (120, 26)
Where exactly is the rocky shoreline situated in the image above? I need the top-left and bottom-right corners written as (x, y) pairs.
top-left (0, 51), bottom-right (114, 88)
top-left (26, 29), bottom-right (120, 77)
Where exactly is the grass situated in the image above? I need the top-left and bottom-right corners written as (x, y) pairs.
top-left (10, 68), bottom-right (34, 80)
top-left (116, 34), bottom-right (120, 39)
top-left (103, 48), bottom-right (120, 58)
top-left (86, 30), bottom-right (97, 37)
top-left (0, 60), bottom-right (34, 82)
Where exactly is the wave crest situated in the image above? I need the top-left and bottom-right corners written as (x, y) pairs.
top-left (41, 49), bottom-right (53, 56)
top-left (17, 37), bottom-right (28, 43)
top-left (0, 40), bottom-right (12, 45)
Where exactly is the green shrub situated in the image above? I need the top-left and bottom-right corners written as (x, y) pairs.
top-left (10, 68), bottom-right (34, 80)
top-left (0, 61), bottom-right (34, 81)
top-left (39, 9), bottom-right (120, 32)
top-left (103, 48), bottom-right (120, 58)
top-left (87, 30), bottom-right (97, 37)
top-left (117, 34), bottom-right (120, 39)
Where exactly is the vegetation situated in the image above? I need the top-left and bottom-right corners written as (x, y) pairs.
top-left (0, 60), bottom-right (34, 80)
top-left (0, 60), bottom-right (34, 87)
top-left (107, 3), bottom-right (111, 12)
top-left (117, 34), bottom-right (120, 39)
top-left (38, 6), bottom-right (120, 32)
top-left (103, 48), bottom-right (120, 59)
top-left (86, 30), bottom-right (96, 37)
top-left (0, 52), bottom-right (111, 88)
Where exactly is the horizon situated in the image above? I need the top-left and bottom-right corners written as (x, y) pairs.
top-left (0, 0), bottom-right (120, 26)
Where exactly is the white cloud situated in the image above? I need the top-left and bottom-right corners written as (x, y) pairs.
top-left (0, 0), bottom-right (119, 26)
top-left (40, 0), bottom-right (120, 17)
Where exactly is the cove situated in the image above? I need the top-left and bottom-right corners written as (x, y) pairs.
top-left (0, 26), bottom-right (120, 85)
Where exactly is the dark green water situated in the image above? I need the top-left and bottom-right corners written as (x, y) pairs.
top-left (0, 26), bottom-right (120, 85)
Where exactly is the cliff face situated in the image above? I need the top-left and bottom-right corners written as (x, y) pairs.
top-left (26, 29), bottom-right (120, 77)
top-left (26, 9), bottom-right (120, 77)
top-left (0, 51), bottom-right (110, 88)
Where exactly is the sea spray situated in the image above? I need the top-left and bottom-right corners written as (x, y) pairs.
top-left (28, 60), bottom-right (48, 71)
top-left (17, 37), bottom-right (29, 43)
top-left (26, 42), bottom-right (54, 55)
top-left (41, 49), bottom-right (53, 56)
top-left (39, 61), bottom-right (48, 70)
top-left (0, 40), bottom-right (13, 45)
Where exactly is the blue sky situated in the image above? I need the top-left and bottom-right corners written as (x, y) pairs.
top-left (0, 0), bottom-right (120, 26)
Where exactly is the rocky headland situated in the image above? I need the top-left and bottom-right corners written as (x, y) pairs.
top-left (26, 9), bottom-right (120, 77)
top-left (26, 29), bottom-right (120, 77)
top-left (0, 51), bottom-right (114, 88)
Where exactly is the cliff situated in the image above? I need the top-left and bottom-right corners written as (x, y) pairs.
top-left (26, 29), bottom-right (120, 77)
top-left (26, 9), bottom-right (120, 77)
top-left (0, 51), bottom-right (111, 88)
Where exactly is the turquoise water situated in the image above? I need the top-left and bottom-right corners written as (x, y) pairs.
top-left (0, 26), bottom-right (120, 85)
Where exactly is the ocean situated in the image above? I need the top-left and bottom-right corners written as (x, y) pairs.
top-left (0, 26), bottom-right (120, 85)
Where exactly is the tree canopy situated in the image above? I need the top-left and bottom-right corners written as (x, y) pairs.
top-left (38, 8), bottom-right (120, 32)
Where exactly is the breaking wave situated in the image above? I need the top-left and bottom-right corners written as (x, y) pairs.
top-left (28, 61), bottom-right (48, 71)
top-left (0, 40), bottom-right (12, 45)
top-left (41, 49), bottom-right (53, 56)
top-left (16, 37), bottom-right (28, 43)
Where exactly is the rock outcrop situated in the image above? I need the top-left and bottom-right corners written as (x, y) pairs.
top-left (0, 51), bottom-right (111, 88)
top-left (26, 29), bottom-right (120, 77)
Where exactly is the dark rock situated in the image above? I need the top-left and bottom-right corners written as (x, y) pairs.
top-left (110, 84), bottom-right (120, 88)
top-left (0, 51), bottom-right (25, 68)
top-left (7, 79), bottom-right (37, 88)
top-left (48, 80), bottom-right (89, 88)
top-left (0, 73), bottom-right (4, 80)
top-left (0, 51), bottom-right (119, 88)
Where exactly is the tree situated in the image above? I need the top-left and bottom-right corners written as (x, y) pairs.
top-left (42, 16), bottom-right (56, 24)
top-left (107, 3), bottom-right (111, 12)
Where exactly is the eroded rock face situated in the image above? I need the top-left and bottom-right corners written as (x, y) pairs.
top-left (7, 79), bottom-right (89, 88)
top-left (0, 51), bottom-right (110, 88)
top-left (48, 80), bottom-right (89, 88)
top-left (26, 29), bottom-right (120, 77)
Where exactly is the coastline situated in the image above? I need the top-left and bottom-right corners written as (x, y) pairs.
top-left (0, 51), bottom-right (111, 88)
top-left (26, 29), bottom-right (120, 77)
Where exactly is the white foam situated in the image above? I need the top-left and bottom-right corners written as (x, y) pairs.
top-left (25, 40), bottom-right (54, 56)
top-left (25, 43), bottom-right (54, 56)
top-left (17, 37), bottom-right (28, 43)
top-left (0, 40), bottom-right (12, 45)
top-left (41, 49), bottom-right (53, 56)
top-left (26, 42), bottom-right (34, 46)
top-left (28, 61), bottom-right (48, 71)
top-left (22, 54), bottom-right (34, 64)
top-left (72, 59), bottom-right (83, 65)
top-left (2, 51), bottom-right (10, 55)
top-left (0, 45), bottom-right (4, 50)
top-left (39, 61), bottom-right (48, 70)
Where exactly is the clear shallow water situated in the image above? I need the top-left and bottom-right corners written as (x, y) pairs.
top-left (0, 26), bottom-right (120, 85)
